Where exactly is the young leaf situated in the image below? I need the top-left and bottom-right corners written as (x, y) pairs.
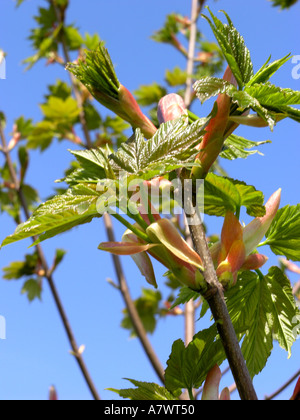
top-left (204, 173), bottom-right (265, 217)
top-left (110, 117), bottom-right (207, 177)
top-left (271, 0), bottom-right (298, 9)
top-left (226, 268), bottom-right (299, 378)
top-left (21, 279), bottom-right (42, 302)
top-left (2, 185), bottom-right (103, 247)
top-left (220, 134), bottom-right (271, 160)
top-left (121, 289), bottom-right (162, 337)
top-left (108, 379), bottom-right (179, 400)
top-left (164, 325), bottom-right (225, 394)
top-left (267, 267), bottom-right (300, 356)
top-left (3, 253), bottom-right (39, 280)
top-left (170, 286), bottom-right (201, 309)
top-left (247, 54), bottom-right (291, 86)
top-left (263, 204), bottom-right (300, 261)
top-left (202, 8), bottom-right (253, 88)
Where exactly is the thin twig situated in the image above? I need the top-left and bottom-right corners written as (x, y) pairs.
top-left (182, 0), bottom-right (204, 347)
top-left (50, 0), bottom-right (165, 384)
top-left (0, 121), bottom-right (100, 401)
top-left (184, 0), bottom-right (204, 107)
top-left (103, 213), bottom-right (165, 383)
top-left (265, 369), bottom-right (300, 400)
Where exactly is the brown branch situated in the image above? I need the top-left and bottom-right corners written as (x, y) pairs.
top-left (50, 0), bottom-right (165, 385)
top-left (184, 0), bottom-right (204, 107)
top-left (265, 369), bottom-right (300, 400)
top-left (183, 184), bottom-right (257, 400)
top-left (103, 213), bottom-right (165, 383)
top-left (0, 120), bottom-right (100, 400)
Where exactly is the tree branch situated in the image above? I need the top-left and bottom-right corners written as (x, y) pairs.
top-left (184, 0), bottom-right (204, 107)
top-left (184, 188), bottom-right (257, 400)
top-left (103, 213), bottom-right (165, 383)
top-left (265, 369), bottom-right (300, 400)
top-left (50, 0), bottom-right (165, 385)
top-left (0, 120), bottom-right (100, 401)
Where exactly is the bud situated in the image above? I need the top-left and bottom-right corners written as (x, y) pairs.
top-left (243, 189), bottom-right (281, 255)
top-left (290, 376), bottom-right (300, 401)
top-left (49, 386), bottom-right (58, 401)
top-left (193, 66), bottom-right (237, 178)
top-left (119, 84), bottom-right (157, 138)
top-left (214, 209), bottom-right (270, 286)
top-left (67, 44), bottom-right (157, 139)
top-left (7, 133), bottom-right (21, 152)
top-left (157, 94), bottom-right (188, 124)
top-left (202, 365), bottom-right (231, 401)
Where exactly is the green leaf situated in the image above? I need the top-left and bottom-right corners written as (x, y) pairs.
top-left (67, 41), bottom-right (120, 101)
top-left (21, 279), bottom-right (42, 302)
top-left (62, 147), bottom-right (114, 185)
top-left (27, 120), bottom-right (56, 151)
top-left (270, 0), bottom-right (298, 9)
top-left (220, 134), bottom-right (271, 160)
top-left (110, 117), bottom-right (207, 177)
top-left (247, 54), bottom-right (291, 86)
top-left (40, 96), bottom-right (80, 125)
top-left (246, 83), bottom-right (300, 107)
top-left (134, 83), bottom-right (167, 107)
top-left (202, 7), bottom-right (253, 88)
top-left (84, 32), bottom-right (101, 50)
top-left (63, 26), bottom-right (84, 51)
top-left (226, 268), bottom-right (299, 378)
top-left (53, 249), bottom-right (67, 271)
top-left (3, 253), bottom-right (39, 280)
top-left (2, 184), bottom-right (103, 247)
top-left (165, 67), bottom-right (188, 87)
top-left (244, 83), bottom-right (300, 123)
top-left (45, 80), bottom-right (72, 101)
top-left (193, 76), bottom-right (277, 129)
top-left (263, 204), bottom-right (300, 261)
top-left (164, 325), bottom-right (225, 393)
top-left (170, 287), bottom-right (201, 309)
top-left (121, 289), bottom-right (162, 337)
top-left (266, 267), bottom-right (300, 356)
top-left (108, 379), bottom-right (179, 400)
top-left (204, 173), bottom-right (265, 217)
top-left (193, 76), bottom-right (237, 104)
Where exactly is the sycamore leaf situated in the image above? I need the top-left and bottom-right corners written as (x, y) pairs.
top-left (270, 0), bottom-right (298, 9)
top-left (134, 83), bottom-right (167, 107)
top-left (202, 7), bottom-right (253, 88)
top-left (21, 279), bottom-right (42, 302)
top-left (40, 96), bottom-right (80, 124)
top-left (108, 379), bottom-right (179, 400)
top-left (263, 204), bottom-right (300, 261)
top-left (204, 173), bottom-right (265, 217)
top-left (193, 77), bottom-right (277, 129)
top-left (247, 54), bottom-right (291, 86)
top-left (164, 325), bottom-right (225, 394)
top-left (3, 253), bottom-right (39, 280)
top-left (2, 185), bottom-right (103, 247)
top-left (67, 41), bottom-right (120, 101)
top-left (193, 77), bottom-right (237, 104)
top-left (220, 134), bottom-right (271, 160)
top-left (267, 267), bottom-right (300, 356)
top-left (121, 289), bottom-right (162, 337)
top-left (226, 268), bottom-right (299, 378)
top-left (110, 118), bottom-right (207, 177)
top-left (170, 286), bottom-right (201, 309)
top-left (246, 82), bottom-right (300, 105)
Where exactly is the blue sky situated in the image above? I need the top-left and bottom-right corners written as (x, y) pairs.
top-left (0, 0), bottom-right (299, 400)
